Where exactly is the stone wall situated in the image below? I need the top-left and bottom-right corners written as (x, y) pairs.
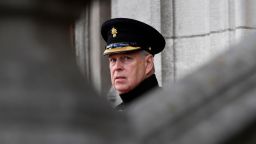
top-left (111, 0), bottom-right (256, 88)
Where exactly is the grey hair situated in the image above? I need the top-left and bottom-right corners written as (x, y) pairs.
top-left (139, 50), bottom-right (151, 57)
top-left (139, 50), bottom-right (155, 75)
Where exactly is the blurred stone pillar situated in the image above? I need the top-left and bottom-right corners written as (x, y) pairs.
top-left (75, 0), bottom-right (111, 96)
top-left (0, 1), bottom-right (131, 143)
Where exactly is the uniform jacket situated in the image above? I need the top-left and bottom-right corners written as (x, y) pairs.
top-left (116, 74), bottom-right (159, 110)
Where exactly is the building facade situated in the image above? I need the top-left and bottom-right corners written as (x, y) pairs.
top-left (75, 0), bottom-right (256, 97)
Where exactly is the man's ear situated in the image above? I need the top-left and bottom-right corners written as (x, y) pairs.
top-left (145, 54), bottom-right (154, 76)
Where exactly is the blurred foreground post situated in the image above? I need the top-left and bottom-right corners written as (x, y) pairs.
top-left (127, 34), bottom-right (256, 144)
top-left (0, 1), bottom-right (131, 144)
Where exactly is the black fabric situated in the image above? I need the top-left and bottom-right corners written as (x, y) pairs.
top-left (101, 18), bottom-right (165, 55)
top-left (116, 74), bottom-right (159, 110)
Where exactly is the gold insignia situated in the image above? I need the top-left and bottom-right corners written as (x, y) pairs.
top-left (111, 27), bottom-right (118, 38)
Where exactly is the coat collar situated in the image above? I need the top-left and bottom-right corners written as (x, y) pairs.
top-left (119, 74), bottom-right (159, 105)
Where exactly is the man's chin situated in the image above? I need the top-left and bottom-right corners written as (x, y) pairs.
top-left (115, 86), bottom-right (130, 94)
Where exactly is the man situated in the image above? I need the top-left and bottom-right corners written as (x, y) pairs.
top-left (101, 18), bottom-right (165, 110)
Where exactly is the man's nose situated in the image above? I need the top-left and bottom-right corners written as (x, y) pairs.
top-left (113, 59), bottom-right (124, 71)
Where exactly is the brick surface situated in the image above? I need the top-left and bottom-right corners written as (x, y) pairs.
top-left (209, 31), bottom-right (230, 58)
top-left (174, 0), bottom-right (210, 36)
top-left (234, 0), bottom-right (256, 27)
top-left (209, 0), bottom-right (229, 31)
top-left (162, 39), bottom-right (175, 86)
top-left (175, 36), bottom-right (210, 79)
top-left (111, 0), bottom-right (153, 24)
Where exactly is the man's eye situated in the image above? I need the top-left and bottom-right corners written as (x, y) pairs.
top-left (123, 56), bottom-right (132, 60)
top-left (109, 58), bottom-right (116, 63)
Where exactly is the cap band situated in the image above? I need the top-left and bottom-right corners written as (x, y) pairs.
top-left (103, 46), bottom-right (141, 55)
top-left (106, 42), bottom-right (139, 49)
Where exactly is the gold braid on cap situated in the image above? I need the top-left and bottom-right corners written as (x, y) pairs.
top-left (103, 46), bottom-right (141, 55)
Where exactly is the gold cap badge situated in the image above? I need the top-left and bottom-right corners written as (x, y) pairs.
top-left (111, 27), bottom-right (117, 38)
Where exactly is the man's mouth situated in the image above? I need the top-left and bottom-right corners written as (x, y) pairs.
top-left (115, 76), bottom-right (126, 81)
top-left (115, 76), bottom-right (125, 79)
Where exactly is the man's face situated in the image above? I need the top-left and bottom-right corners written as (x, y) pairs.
top-left (108, 51), bottom-right (152, 94)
